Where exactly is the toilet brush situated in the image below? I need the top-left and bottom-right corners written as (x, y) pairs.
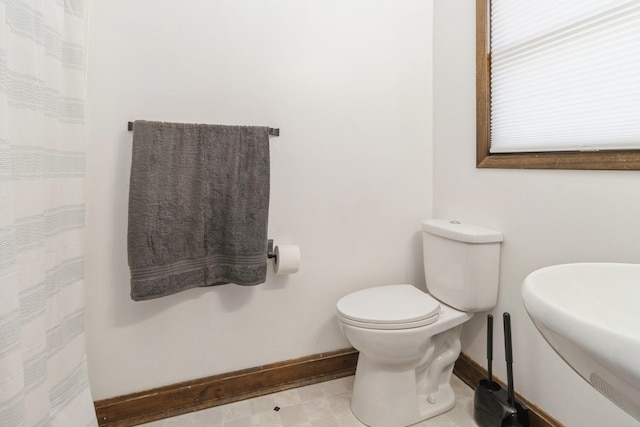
top-left (474, 314), bottom-right (515, 427)
top-left (474, 313), bottom-right (530, 427)
top-left (502, 313), bottom-right (530, 426)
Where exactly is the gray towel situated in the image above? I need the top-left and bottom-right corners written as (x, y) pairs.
top-left (127, 120), bottom-right (270, 301)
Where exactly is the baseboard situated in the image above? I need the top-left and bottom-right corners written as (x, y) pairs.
top-left (454, 352), bottom-right (564, 427)
top-left (94, 349), bottom-right (561, 427)
top-left (93, 348), bottom-right (359, 427)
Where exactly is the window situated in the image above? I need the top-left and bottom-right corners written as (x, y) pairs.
top-left (476, 0), bottom-right (640, 170)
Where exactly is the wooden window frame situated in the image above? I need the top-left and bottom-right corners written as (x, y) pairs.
top-left (476, 0), bottom-right (640, 170)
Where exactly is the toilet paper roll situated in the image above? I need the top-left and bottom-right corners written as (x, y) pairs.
top-left (274, 245), bottom-right (300, 275)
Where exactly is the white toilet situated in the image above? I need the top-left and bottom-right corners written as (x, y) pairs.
top-left (336, 219), bottom-right (503, 427)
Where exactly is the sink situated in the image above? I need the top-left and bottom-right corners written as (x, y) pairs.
top-left (522, 263), bottom-right (640, 421)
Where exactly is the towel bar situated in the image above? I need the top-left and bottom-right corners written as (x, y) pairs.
top-left (127, 121), bottom-right (279, 136)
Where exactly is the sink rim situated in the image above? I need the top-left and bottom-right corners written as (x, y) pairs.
top-left (523, 262), bottom-right (640, 340)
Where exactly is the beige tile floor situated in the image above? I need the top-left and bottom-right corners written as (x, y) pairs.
top-left (140, 375), bottom-right (479, 427)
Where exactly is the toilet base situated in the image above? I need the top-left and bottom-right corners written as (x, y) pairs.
top-left (350, 326), bottom-right (463, 427)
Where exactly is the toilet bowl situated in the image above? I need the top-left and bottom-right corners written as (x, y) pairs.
top-left (336, 219), bottom-right (503, 427)
top-left (337, 284), bottom-right (472, 426)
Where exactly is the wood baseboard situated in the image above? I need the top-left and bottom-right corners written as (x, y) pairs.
top-left (93, 348), bottom-right (359, 427)
top-left (94, 349), bottom-right (561, 427)
top-left (454, 352), bottom-right (564, 427)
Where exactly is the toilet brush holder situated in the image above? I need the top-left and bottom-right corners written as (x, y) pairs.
top-left (474, 313), bottom-right (530, 427)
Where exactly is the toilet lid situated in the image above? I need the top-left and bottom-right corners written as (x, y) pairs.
top-left (337, 284), bottom-right (440, 327)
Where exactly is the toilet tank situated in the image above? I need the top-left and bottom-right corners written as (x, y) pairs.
top-left (422, 219), bottom-right (503, 312)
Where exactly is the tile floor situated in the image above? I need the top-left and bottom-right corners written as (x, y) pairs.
top-left (140, 375), bottom-right (479, 427)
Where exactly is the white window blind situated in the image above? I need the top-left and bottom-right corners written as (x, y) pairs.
top-left (490, 0), bottom-right (640, 153)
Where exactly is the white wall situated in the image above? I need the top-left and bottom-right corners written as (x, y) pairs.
top-left (433, 1), bottom-right (640, 426)
top-left (85, 0), bottom-right (433, 400)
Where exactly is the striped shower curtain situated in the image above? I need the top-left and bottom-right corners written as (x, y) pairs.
top-left (0, 0), bottom-right (98, 426)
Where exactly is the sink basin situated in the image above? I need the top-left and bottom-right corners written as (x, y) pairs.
top-left (522, 263), bottom-right (640, 421)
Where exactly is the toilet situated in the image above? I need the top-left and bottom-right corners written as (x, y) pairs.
top-left (336, 219), bottom-right (503, 427)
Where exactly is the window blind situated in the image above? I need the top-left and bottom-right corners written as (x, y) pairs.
top-left (490, 0), bottom-right (640, 153)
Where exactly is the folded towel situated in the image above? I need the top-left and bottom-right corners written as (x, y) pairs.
top-left (127, 120), bottom-right (270, 301)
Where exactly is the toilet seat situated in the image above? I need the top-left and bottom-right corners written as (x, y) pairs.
top-left (337, 284), bottom-right (440, 330)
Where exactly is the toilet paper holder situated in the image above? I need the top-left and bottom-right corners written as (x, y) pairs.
top-left (267, 239), bottom-right (276, 260)
top-left (267, 239), bottom-right (301, 275)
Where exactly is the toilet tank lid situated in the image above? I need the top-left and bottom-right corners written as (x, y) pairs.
top-left (422, 219), bottom-right (503, 243)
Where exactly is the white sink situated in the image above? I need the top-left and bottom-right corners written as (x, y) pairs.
top-left (522, 263), bottom-right (640, 421)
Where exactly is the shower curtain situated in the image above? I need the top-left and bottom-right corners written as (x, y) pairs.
top-left (0, 0), bottom-right (98, 426)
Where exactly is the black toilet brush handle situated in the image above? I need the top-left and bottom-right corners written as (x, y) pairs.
top-left (487, 314), bottom-right (493, 383)
top-left (504, 312), bottom-right (515, 406)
